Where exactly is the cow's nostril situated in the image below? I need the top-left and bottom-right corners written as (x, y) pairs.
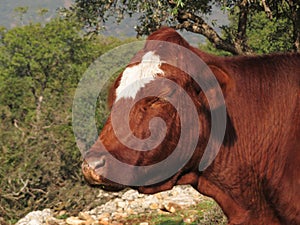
top-left (94, 157), bottom-right (106, 169)
top-left (84, 155), bottom-right (106, 170)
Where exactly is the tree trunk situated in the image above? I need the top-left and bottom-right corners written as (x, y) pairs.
top-left (235, 0), bottom-right (252, 54)
top-left (292, 4), bottom-right (300, 52)
top-left (286, 0), bottom-right (300, 52)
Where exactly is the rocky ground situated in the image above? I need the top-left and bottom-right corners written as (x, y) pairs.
top-left (14, 185), bottom-right (226, 225)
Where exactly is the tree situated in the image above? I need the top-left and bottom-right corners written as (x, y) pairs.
top-left (223, 6), bottom-right (294, 54)
top-left (68, 0), bottom-right (300, 54)
top-left (257, 0), bottom-right (300, 52)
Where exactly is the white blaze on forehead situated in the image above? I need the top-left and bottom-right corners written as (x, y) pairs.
top-left (115, 51), bottom-right (164, 101)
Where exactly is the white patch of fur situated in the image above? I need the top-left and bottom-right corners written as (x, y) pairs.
top-left (116, 51), bottom-right (164, 101)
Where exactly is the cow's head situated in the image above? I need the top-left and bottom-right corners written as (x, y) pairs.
top-left (81, 27), bottom-right (235, 193)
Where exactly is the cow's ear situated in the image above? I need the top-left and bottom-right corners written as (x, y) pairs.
top-left (198, 65), bottom-right (234, 110)
top-left (208, 65), bottom-right (234, 98)
top-left (201, 65), bottom-right (237, 147)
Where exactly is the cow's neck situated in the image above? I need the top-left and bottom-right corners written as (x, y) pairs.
top-left (196, 54), bottom-right (299, 225)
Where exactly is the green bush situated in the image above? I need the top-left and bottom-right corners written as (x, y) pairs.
top-left (0, 16), bottom-right (131, 223)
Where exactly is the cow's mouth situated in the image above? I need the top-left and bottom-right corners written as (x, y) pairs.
top-left (82, 160), bottom-right (125, 192)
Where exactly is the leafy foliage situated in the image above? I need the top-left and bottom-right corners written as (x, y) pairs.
top-left (0, 16), bottom-right (129, 222)
top-left (223, 7), bottom-right (294, 54)
top-left (247, 12), bottom-right (293, 53)
top-left (69, 0), bottom-right (211, 34)
top-left (68, 0), bottom-right (300, 54)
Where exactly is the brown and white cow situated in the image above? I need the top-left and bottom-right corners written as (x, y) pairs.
top-left (81, 27), bottom-right (300, 225)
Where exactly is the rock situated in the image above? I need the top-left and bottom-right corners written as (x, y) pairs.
top-left (163, 202), bottom-right (182, 213)
top-left (84, 185), bottom-right (204, 222)
top-left (58, 211), bottom-right (68, 217)
top-left (28, 219), bottom-right (40, 225)
top-left (98, 212), bottom-right (110, 219)
top-left (111, 222), bottom-right (123, 225)
top-left (78, 212), bottom-right (95, 222)
top-left (15, 209), bottom-right (53, 225)
top-left (111, 212), bottom-right (127, 220)
top-left (76, 212), bottom-right (96, 225)
top-left (116, 201), bottom-right (126, 209)
top-left (98, 217), bottom-right (110, 225)
top-left (46, 217), bottom-right (65, 225)
top-left (121, 189), bottom-right (139, 201)
top-left (65, 216), bottom-right (85, 225)
top-left (125, 208), bottom-right (135, 214)
top-left (157, 209), bottom-right (171, 215)
top-left (183, 218), bottom-right (193, 223)
top-left (149, 203), bottom-right (160, 210)
top-left (15, 185), bottom-right (209, 225)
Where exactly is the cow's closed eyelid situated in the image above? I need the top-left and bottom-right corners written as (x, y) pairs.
top-left (148, 98), bottom-right (170, 109)
top-left (158, 88), bottom-right (176, 100)
top-left (149, 98), bottom-right (161, 107)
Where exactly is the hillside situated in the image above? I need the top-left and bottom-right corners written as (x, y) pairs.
top-left (0, 0), bottom-right (69, 27)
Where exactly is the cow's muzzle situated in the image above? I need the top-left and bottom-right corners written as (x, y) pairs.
top-left (82, 159), bottom-right (103, 185)
top-left (81, 158), bottom-right (125, 191)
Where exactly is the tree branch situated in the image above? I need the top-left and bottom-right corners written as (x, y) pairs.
top-left (173, 11), bottom-right (245, 55)
top-left (261, 0), bottom-right (273, 19)
top-left (13, 119), bottom-right (25, 140)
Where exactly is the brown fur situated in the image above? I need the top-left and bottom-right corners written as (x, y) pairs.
top-left (82, 27), bottom-right (300, 225)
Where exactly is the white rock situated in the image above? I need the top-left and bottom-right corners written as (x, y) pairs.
top-left (78, 212), bottom-right (93, 221)
top-left (85, 185), bottom-right (205, 222)
top-left (121, 189), bottom-right (139, 201)
top-left (27, 219), bottom-right (40, 225)
top-left (65, 216), bottom-right (85, 225)
top-left (15, 209), bottom-right (52, 225)
top-left (116, 200), bottom-right (127, 208)
top-left (163, 202), bottom-right (182, 213)
top-left (112, 212), bottom-right (128, 219)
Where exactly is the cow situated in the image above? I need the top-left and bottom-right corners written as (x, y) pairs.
top-left (81, 27), bottom-right (300, 225)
